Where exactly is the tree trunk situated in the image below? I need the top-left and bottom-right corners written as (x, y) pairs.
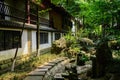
top-left (11, 0), bottom-right (27, 71)
top-left (95, 39), bottom-right (112, 77)
top-left (36, 5), bottom-right (40, 56)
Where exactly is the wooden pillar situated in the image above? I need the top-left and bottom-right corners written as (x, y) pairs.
top-left (26, 0), bottom-right (30, 24)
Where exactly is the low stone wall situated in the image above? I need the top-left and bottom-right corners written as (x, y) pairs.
top-left (0, 48), bottom-right (52, 74)
top-left (0, 52), bottom-right (37, 74)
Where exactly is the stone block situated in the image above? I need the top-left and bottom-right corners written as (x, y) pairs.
top-left (55, 59), bottom-right (64, 62)
top-left (24, 76), bottom-right (43, 80)
top-left (38, 66), bottom-right (52, 70)
top-left (35, 68), bottom-right (48, 72)
top-left (45, 63), bottom-right (55, 66)
top-left (49, 60), bottom-right (61, 64)
top-left (28, 71), bottom-right (46, 76)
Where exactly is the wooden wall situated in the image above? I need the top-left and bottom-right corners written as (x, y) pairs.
top-left (49, 10), bottom-right (62, 30)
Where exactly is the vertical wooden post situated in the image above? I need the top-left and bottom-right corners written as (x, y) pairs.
top-left (27, 0), bottom-right (30, 24)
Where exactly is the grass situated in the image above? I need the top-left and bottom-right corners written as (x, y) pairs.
top-left (0, 53), bottom-right (60, 80)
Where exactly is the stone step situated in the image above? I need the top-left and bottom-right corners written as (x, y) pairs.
top-left (49, 61), bottom-right (58, 64)
top-left (44, 63), bottom-right (55, 66)
top-left (34, 68), bottom-right (48, 72)
top-left (49, 59), bottom-right (63, 64)
top-left (56, 58), bottom-right (64, 61)
top-left (28, 71), bottom-right (46, 76)
top-left (24, 76), bottom-right (43, 80)
top-left (38, 65), bottom-right (52, 70)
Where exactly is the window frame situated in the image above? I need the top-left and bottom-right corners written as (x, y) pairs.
top-left (40, 32), bottom-right (48, 44)
top-left (0, 30), bottom-right (21, 51)
top-left (55, 33), bottom-right (61, 40)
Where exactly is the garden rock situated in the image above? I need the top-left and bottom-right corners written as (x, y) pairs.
top-left (51, 37), bottom-right (66, 54)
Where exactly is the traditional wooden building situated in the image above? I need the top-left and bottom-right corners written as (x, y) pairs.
top-left (0, 0), bottom-right (74, 73)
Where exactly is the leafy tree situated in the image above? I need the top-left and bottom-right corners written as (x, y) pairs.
top-left (51, 0), bottom-right (81, 17)
top-left (80, 0), bottom-right (120, 37)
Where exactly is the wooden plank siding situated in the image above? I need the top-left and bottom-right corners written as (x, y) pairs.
top-left (49, 10), bottom-right (62, 30)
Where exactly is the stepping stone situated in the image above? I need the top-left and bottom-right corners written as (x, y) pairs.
top-left (49, 59), bottom-right (62, 64)
top-left (28, 71), bottom-right (46, 76)
top-left (49, 61), bottom-right (58, 64)
top-left (56, 58), bottom-right (65, 62)
top-left (38, 66), bottom-right (52, 70)
top-left (24, 76), bottom-right (43, 80)
top-left (45, 63), bottom-right (55, 66)
top-left (35, 68), bottom-right (48, 72)
top-left (55, 58), bottom-right (62, 61)
top-left (59, 59), bottom-right (65, 62)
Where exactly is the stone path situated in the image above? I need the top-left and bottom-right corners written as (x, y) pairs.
top-left (24, 57), bottom-right (68, 80)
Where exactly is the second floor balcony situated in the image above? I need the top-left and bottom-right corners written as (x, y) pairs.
top-left (0, 2), bottom-right (50, 27)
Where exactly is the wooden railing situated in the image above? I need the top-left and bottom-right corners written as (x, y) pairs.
top-left (0, 2), bottom-right (25, 22)
top-left (0, 2), bottom-right (50, 26)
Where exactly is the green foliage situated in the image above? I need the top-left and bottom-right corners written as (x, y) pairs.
top-left (81, 54), bottom-right (89, 62)
top-left (51, 0), bottom-right (120, 34)
top-left (39, 8), bottom-right (51, 14)
top-left (64, 31), bottom-right (76, 42)
top-left (63, 31), bottom-right (80, 58)
top-left (52, 0), bottom-right (81, 17)
top-left (63, 29), bottom-right (94, 59)
top-left (33, 0), bottom-right (41, 4)
top-left (80, 0), bottom-right (120, 36)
